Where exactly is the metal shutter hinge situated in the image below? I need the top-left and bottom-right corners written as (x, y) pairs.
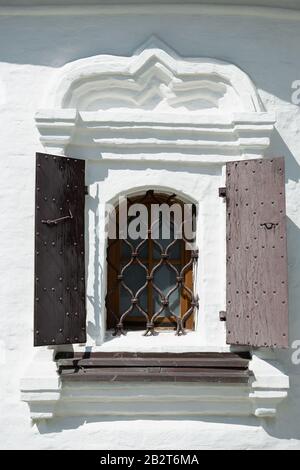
top-left (219, 187), bottom-right (227, 199)
top-left (219, 311), bottom-right (227, 322)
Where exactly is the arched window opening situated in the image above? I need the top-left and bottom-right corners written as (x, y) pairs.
top-left (106, 190), bottom-right (198, 336)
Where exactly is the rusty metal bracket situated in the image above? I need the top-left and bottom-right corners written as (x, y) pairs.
top-left (219, 187), bottom-right (227, 199)
top-left (219, 311), bottom-right (227, 322)
top-left (42, 209), bottom-right (73, 226)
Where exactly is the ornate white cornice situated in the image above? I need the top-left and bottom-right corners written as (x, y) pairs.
top-left (36, 37), bottom-right (275, 162)
top-left (45, 36), bottom-right (263, 113)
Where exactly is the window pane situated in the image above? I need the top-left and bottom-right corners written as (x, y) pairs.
top-left (121, 238), bottom-right (148, 259)
top-left (153, 264), bottom-right (180, 317)
top-left (153, 238), bottom-right (181, 259)
top-left (120, 263), bottom-right (148, 316)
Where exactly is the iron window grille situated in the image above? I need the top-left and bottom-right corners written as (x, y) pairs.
top-left (106, 191), bottom-right (199, 336)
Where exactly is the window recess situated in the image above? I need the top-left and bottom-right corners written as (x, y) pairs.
top-left (106, 191), bottom-right (198, 337)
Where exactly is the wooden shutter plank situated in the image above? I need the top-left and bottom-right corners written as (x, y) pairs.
top-left (34, 153), bottom-right (86, 346)
top-left (226, 157), bottom-right (288, 348)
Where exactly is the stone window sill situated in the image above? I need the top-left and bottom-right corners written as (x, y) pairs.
top-left (20, 348), bottom-right (289, 420)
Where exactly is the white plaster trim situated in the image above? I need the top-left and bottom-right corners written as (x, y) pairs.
top-left (36, 109), bottom-right (275, 162)
top-left (1, 5), bottom-right (300, 22)
top-left (20, 349), bottom-right (61, 420)
top-left (21, 350), bottom-right (289, 420)
top-left (249, 352), bottom-right (289, 418)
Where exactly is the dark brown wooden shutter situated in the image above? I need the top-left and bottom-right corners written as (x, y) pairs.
top-left (225, 157), bottom-right (288, 348)
top-left (34, 153), bottom-right (86, 346)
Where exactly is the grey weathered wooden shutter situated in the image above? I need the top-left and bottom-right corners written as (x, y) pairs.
top-left (225, 157), bottom-right (288, 348)
top-left (34, 153), bottom-right (86, 346)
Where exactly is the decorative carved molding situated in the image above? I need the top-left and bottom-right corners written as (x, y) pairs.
top-left (45, 35), bottom-right (263, 114)
top-left (36, 37), bottom-right (275, 161)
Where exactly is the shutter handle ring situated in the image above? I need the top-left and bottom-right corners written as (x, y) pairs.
top-left (261, 222), bottom-right (278, 230)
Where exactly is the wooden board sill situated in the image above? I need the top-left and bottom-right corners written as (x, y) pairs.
top-left (56, 352), bottom-right (252, 384)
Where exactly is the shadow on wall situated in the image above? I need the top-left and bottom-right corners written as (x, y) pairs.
top-left (266, 128), bottom-right (300, 184)
top-left (261, 375), bottom-right (300, 441)
top-left (36, 414), bottom-right (261, 436)
top-left (286, 218), bottom-right (300, 345)
top-left (267, 129), bottom-right (300, 349)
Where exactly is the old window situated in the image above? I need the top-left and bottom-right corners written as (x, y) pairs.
top-left (34, 153), bottom-right (288, 349)
top-left (106, 191), bottom-right (198, 336)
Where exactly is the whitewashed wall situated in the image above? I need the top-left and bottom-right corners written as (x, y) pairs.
top-left (1, 5), bottom-right (300, 450)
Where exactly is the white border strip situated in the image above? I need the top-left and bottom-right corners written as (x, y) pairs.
top-left (0, 5), bottom-right (300, 21)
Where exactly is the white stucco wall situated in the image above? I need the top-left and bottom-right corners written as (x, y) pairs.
top-left (1, 4), bottom-right (300, 450)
